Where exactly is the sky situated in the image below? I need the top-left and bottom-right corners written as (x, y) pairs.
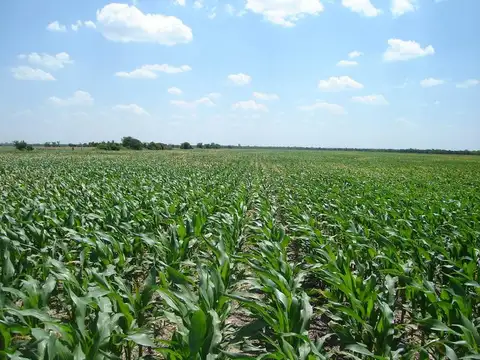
top-left (0, 0), bottom-right (479, 149)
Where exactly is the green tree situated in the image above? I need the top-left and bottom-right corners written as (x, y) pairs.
top-left (122, 136), bottom-right (144, 150)
top-left (13, 140), bottom-right (28, 151)
top-left (180, 142), bottom-right (193, 149)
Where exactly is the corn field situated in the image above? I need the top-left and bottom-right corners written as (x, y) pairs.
top-left (0, 150), bottom-right (479, 359)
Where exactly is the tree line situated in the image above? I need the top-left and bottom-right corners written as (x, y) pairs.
top-left (6, 138), bottom-right (480, 155)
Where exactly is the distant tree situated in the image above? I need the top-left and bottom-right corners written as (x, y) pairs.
top-left (196, 142), bottom-right (203, 149)
top-left (14, 140), bottom-right (33, 151)
top-left (122, 136), bottom-right (143, 150)
top-left (97, 141), bottom-right (121, 151)
top-left (180, 142), bottom-right (193, 149)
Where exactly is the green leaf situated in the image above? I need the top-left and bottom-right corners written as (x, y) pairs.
top-left (420, 318), bottom-right (456, 333)
top-left (444, 344), bottom-right (458, 360)
top-left (232, 319), bottom-right (268, 343)
top-left (167, 266), bottom-right (193, 285)
top-left (189, 309), bottom-right (207, 355)
top-left (73, 344), bottom-right (85, 360)
top-left (126, 333), bottom-right (156, 347)
top-left (345, 343), bottom-right (374, 356)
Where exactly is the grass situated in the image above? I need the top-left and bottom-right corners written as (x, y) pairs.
top-left (0, 149), bottom-right (479, 359)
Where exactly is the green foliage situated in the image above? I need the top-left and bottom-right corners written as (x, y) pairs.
top-left (13, 140), bottom-right (33, 151)
top-left (180, 142), bottom-right (193, 149)
top-left (0, 150), bottom-right (478, 359)
top-left (122, 136), bottom-right (144, 150)
top-left (97, 141), bottom-right (121, 151)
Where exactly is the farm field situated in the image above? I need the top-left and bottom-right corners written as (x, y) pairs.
top-left (0, 150), bottom-right (479, 359)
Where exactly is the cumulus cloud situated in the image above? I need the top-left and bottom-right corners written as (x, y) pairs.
top-left (342, 0), bottom-right (381, 17)
top-left (245, 0), bottom-right (324, 27)
top-left (456, 79), bottom-right (479, 89)
top-left (232, 100), bottom-right (268, 112)
top-left (349, 51), bottom-right (363, 58)
top-left (71, 20), bottom-right (83, 31)
top-left (337, 60), bottom-right (358, 67)
top-left (168, 87), bottom-right (183, 95)
top-left (391, 0), bottom-right (417, 16)
top-left (174, 0), bottom-right (186, 6)
top-left (420, 78), bottom-right (444, 87)
top-left (352, 94), bottom-right (389, 105)
top-left (228, 73), bottom-right (252, 86)
top-left (71, 20), bottom-right (97, 31)
top-left (113, 104), bottom-right (150, 115)
top-left (318, 76), bottom-right (364, 91)
top-left (84, 20), bottom-right (97, 29)
top-left (298, 101), bottom-right (346, 115)
top-left (18, 52), bottom-right (73, 70)
top-left (49, 91), bottom-right (94, 106)
top-left (171, 97), bottom-right (216, 108)
top-left (253, 92), bottom-right (279, 101)
top-left (383, 39), bottom-right (435, 62)
top-left (194, 0), bottom-right (204, 8)
top-left (115, 64), bottom-right (192, 79)
top-left (11, 66), bottom-right (56, 81)
top-left (47, 21), bottom-right (66, 32)
top-left (96, 3), bottom-right (193, 45)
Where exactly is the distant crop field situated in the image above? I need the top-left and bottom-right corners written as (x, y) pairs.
top-left (0, 150), bottom-right (479, 358)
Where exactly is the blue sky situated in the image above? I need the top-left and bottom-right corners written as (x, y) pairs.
top-left (0, 0), bottom-right (479, 149)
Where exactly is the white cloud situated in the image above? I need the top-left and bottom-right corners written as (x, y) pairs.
top-left (194, 0), bottom-right (204, 8)
top-left (245, 0), bottom-right (324, 27)
top-left (298, 101), bottom-right (346, 115)
top-left (71, 20), bottom-right (97, 31)
top-left (318, 76), bottom-right (364, 91)
top-left (96, 3), bottom-right (193, 45)
top-left (391, 0), bottom-right (417, 16)
top-left (49, 91), bottom-right (94, 106)
top-left (19, 52), bottom-right (73, 70)
top-left (228, 73), bottom-right (252, 85)
top-left (168, 87), bottom-right (183, 95)
top-left (342, 0), bottom-right (381, 17)
top-left (383, 39), bottom-right (435, 62)
top-left (253, 92), bottom-right (279, 101)
top-left (171, 97), bottom-right (216, 108)
top-left (208, 8), bottom-right (217, 19)
top-left (225, 4), bottom-right (235, 15)
top-left (84, 20), bottom-right (97, 29)
top-left (348, 51), bottom-right (363, 58)
top-left (352, 94), bottom-right (389, 105)
top-left (115, 64), bottom-right (192, 79)
top-left (113, 104), bottom-right (149, 115)
top-left (456, 79), bottom-right (479, 89)
top-left (71, 20), bottom-right (83, 31)
top-left (47, 21), bottom-right (66, 32)
top-left (11, 66), bottom-right (56, 81)
top-left (174, 0), bottom-right (186, 6)
top-left (420, 78), bottom-right (444, 87)
top-left (337, 60), bottom-right (358, 67)
top-left (232, 100), bottom-right (268, 112)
